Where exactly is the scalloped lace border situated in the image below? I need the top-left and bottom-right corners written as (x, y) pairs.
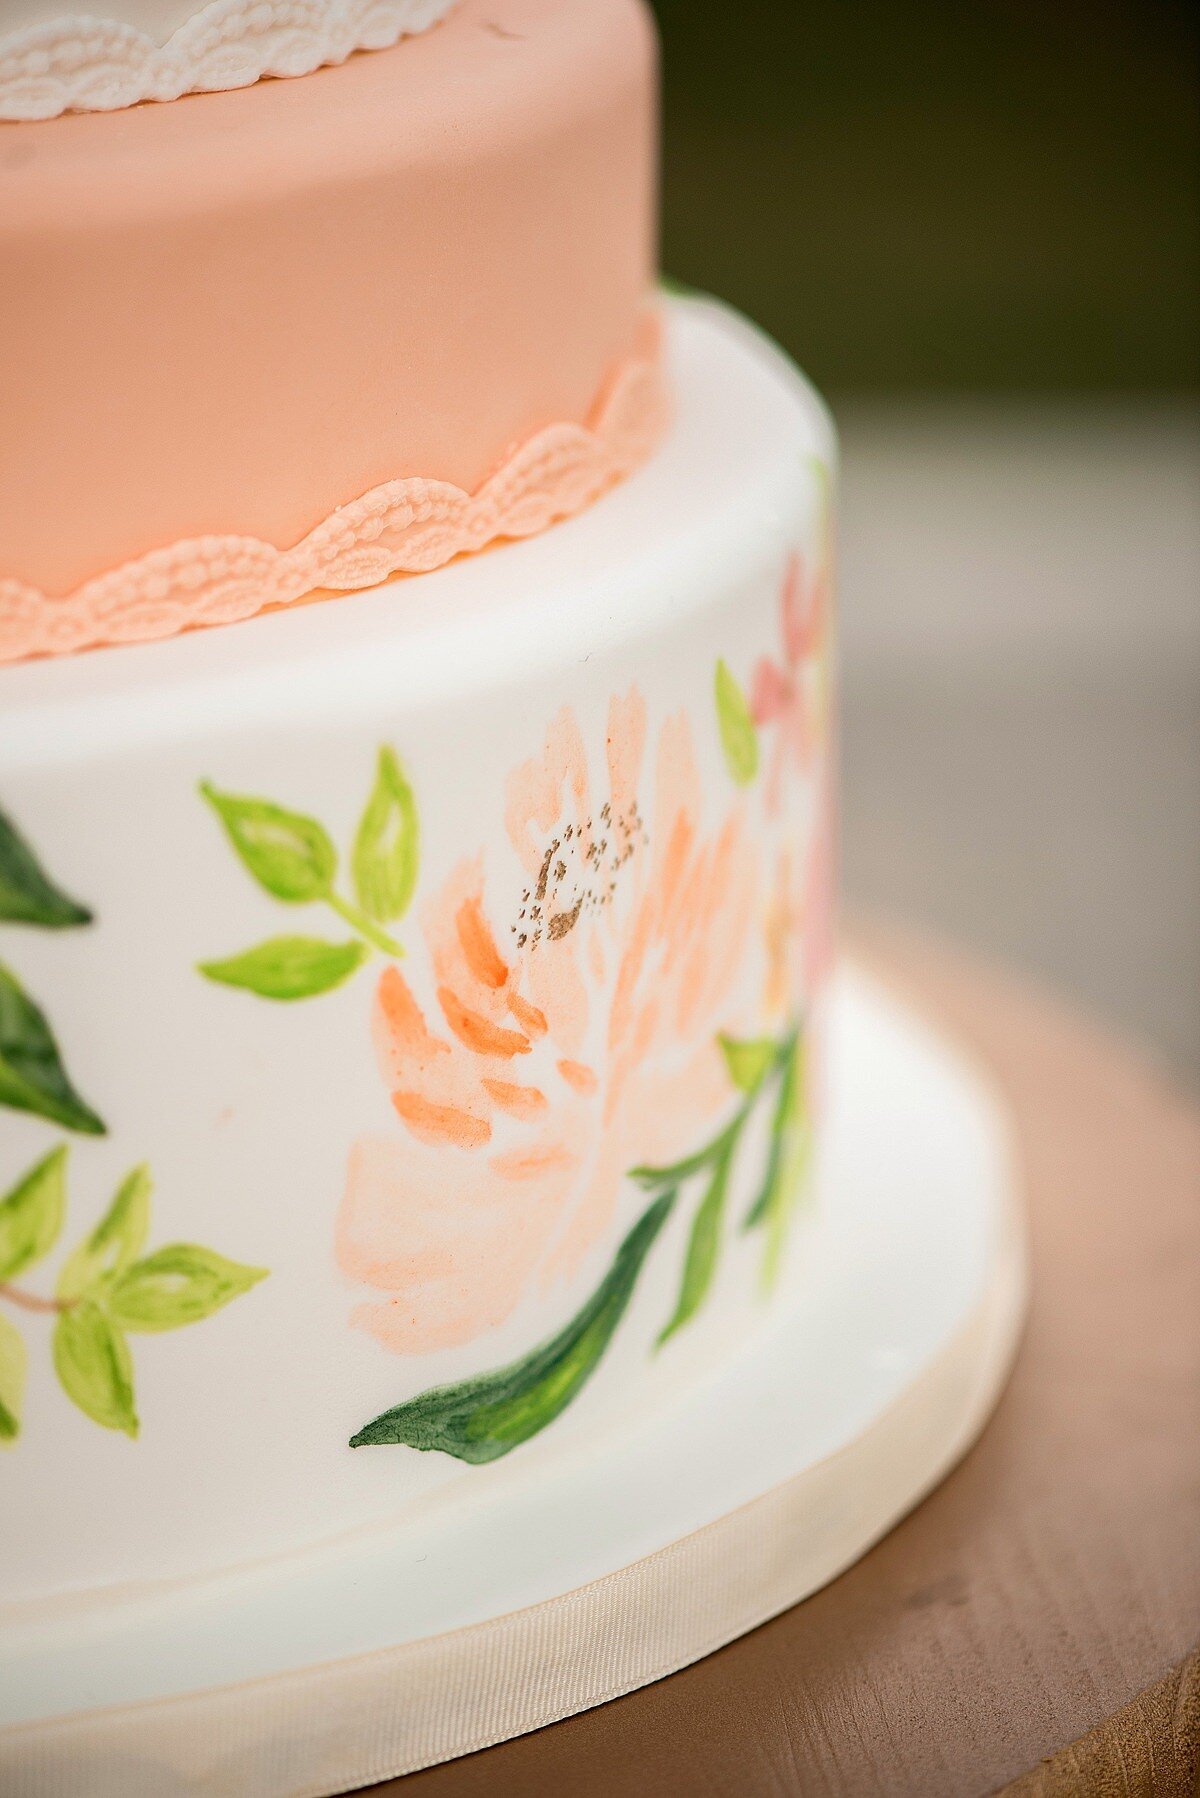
top-left (0, 319), bottom-right (670, 665)
top-left (0, 0), bottom-right (456, 120)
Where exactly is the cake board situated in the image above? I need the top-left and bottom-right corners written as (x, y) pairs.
top-left (0, 961), bottom-right (1027, 1796)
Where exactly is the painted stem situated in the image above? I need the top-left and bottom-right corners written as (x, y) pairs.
top-left (326, 892), bottom-right (405, 959)
top-left (631, 1031), bottom-right (792, 1191)
top-left (0, 1281), bottom-right (72, 1315)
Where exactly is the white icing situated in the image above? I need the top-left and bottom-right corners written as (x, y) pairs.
top-left (0, 301), bottom-right (835, 1609)
top-left (0, 0), bottom-right (457, 119)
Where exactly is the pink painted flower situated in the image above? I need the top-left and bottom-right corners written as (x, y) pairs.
top-left (336, 689), bottom-right (761, 1355)
top-left (750, 552), bottom-right (829, 815)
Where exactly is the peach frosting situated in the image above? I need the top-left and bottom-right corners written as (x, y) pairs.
top-left (0, 317), bottom-right (668, 662)
top-left (0, 0), bottom-right (658, 647)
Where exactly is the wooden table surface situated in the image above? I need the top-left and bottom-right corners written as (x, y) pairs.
top-left (362, 924), bottom-right (1200, 1797)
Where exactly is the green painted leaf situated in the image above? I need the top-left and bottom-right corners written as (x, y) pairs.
top-left (107, 1244), bottom-right (267, 1332)
top-left (0, 1145), bottom-right (67, 1281)
top-left (56, 1164), bottom-right (151, 1303)
top-left (53, 1300), bottom-right (137, 1436)
top-left (742, 1035), bottom-right (804, 1233)
top-left (200, 782), bottom-right (336, 904)
top-left (715, 659), bottom-right (759, 786)
top-left (658, 1152), bottom-right (731, 1345)
top-left (352, 747), bottom-right (419, 925)
top-left (742, 1034), bottom-right (812, 1289)
top-left (351, 1191), bottom-right (676, 1463)
top-left (0, 1312), bottom-right (27, 1445)
top-left (762, 1120), bottom-right (812, 1293)
top-left (718, 1033), bottom-right (777, 1094)
top-left (0, 806), bottom-right (91, 928)
top-left (0, 962), bottom-right (106, 1134)
top-left (199, 936), bottom-right (368, 1001)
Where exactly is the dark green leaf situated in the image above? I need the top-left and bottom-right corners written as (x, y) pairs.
top-left (352, 747), bottom-right (419, 925)
top-left (718, 1033), bottom-right (777, 1094)
top-left (57, 1164), bottom-right (151, 1302)
top-left (198, 936), bottom-right (368, 1001)
top-left (715, 659), bottom-right (759, 786)
top-left (351, 1191), bottom-right (675, 1463)
top-left (0, 1312), bottom-right (27, 1445)
top-left (53, 1300), bottom-right (137, 1436)
top-left (108, 1243), bottom-right (267, 1332)
top-left (0, 961), bottom-right (106, 1134)
top-left (200, 782), bottom-right (336, 904)
top-left (0, 805), bottom-right (91, 928)
top-left (0, 1145), bottom-right (67, 1281)
top-left (658, 1151), bottom-right (731, 1345)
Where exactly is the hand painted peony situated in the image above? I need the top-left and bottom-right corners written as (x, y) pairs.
top-left (336, 689), bottom-right (762, 1355)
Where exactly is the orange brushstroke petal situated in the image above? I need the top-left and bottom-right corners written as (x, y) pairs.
top-left (557, 1057), bottom-right (599, 1096)
top-left (481, 1077), bottom-right (549, 1120)
top-left (507, 991), bottom-right (548, 1038)
top-left (392, 1090), bottom-right (492, 1148)
top-left (456, 895), bottom-right (509, 989)
top-left (376, 964), bottom-right (440, 1057)
top-left (490, 1140), bottom-right (577, 1180)
top-left (438, 985), bottom-right (531, 1058)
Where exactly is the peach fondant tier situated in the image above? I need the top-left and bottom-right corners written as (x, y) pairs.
top-left (0, 0), bottom-right (656, 600)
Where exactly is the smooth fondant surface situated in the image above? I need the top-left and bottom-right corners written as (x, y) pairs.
top-left (0, 964), bottom-right (1026, 1798)
top-left (0, 0), bottom-right (656, 595)
top-left (0, 301), bottom-right (834, 1606)
top-left (0, 313), bottom-right (668, 663)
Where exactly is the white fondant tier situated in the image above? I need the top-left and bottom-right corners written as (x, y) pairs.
top-left (0, 965), bottom-right (1026, 1792)
top-left (0, 0), bottom-right (457, 119)
top-left (0, 299), bottom-right (834, 1610)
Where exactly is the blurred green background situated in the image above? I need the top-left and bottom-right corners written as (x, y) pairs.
top-left (650, 0), bottom-right (1199, 396)
top-left (650, 0), bottom-right (1200, 1081)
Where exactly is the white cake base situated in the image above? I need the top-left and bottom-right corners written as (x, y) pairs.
top-left (0, 961), bottom-right (1026, 1797)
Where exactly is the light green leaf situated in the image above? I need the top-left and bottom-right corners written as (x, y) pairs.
top-left (715, 659), bottom-right (759, 787)
top-left (762, 1120), bottom-right (812, 1293)
top-left (658, 1152), bottom-right (731, 1346)
top-left (108, 1244), bottom-right (267, 1333)
top-left (351, 1191), bottom-right (675, 1463)
top-left (352, 747), bottom-right (419, 926)
top-left (0, 806), bottom-right (92, 928)
top-left (198, 936), bottom-right (368, 1001)
top-left (742, 1034), bottom-right (804, 1234)
top-left (53, 1300), bottom-right (137, 1436)
top-left (0, 1145), bottom-right (67, 1281)
top-left (718, 1033), bottom-right (777, 1094)
top-left (200, 782), bottom-right (336, 904)
top-left (0, 963), bottom-right (106, 1134)
top-left (56, 1164), bottom-right (151, 1303)
top-left (0, 1312), bottom-right (27, 1445)
top-left (743, 1034), bottom-right (812, 1289)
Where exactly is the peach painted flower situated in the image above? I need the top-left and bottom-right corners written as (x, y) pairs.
top-left (750, 551), bottom-right (829, 815)
top-left (336, 689), bottom-right (761, 1355)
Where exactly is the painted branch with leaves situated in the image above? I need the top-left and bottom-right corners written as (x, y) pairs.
top-left (198, 746), bottom-right (419, 1000)
top-left (0, 1148), bottom-right (266, 1444)
top-left (0, 805), bottom-right (106, 1134)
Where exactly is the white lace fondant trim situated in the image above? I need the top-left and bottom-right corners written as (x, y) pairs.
top-left (0, 0), bottom-right (456, 119)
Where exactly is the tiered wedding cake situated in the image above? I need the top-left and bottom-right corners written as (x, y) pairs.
top-left (0, 3), bottom-right (1021, 1791)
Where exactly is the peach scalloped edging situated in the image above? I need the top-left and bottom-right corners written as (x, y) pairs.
top-left (0, 318), bottom-right (669, 666)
